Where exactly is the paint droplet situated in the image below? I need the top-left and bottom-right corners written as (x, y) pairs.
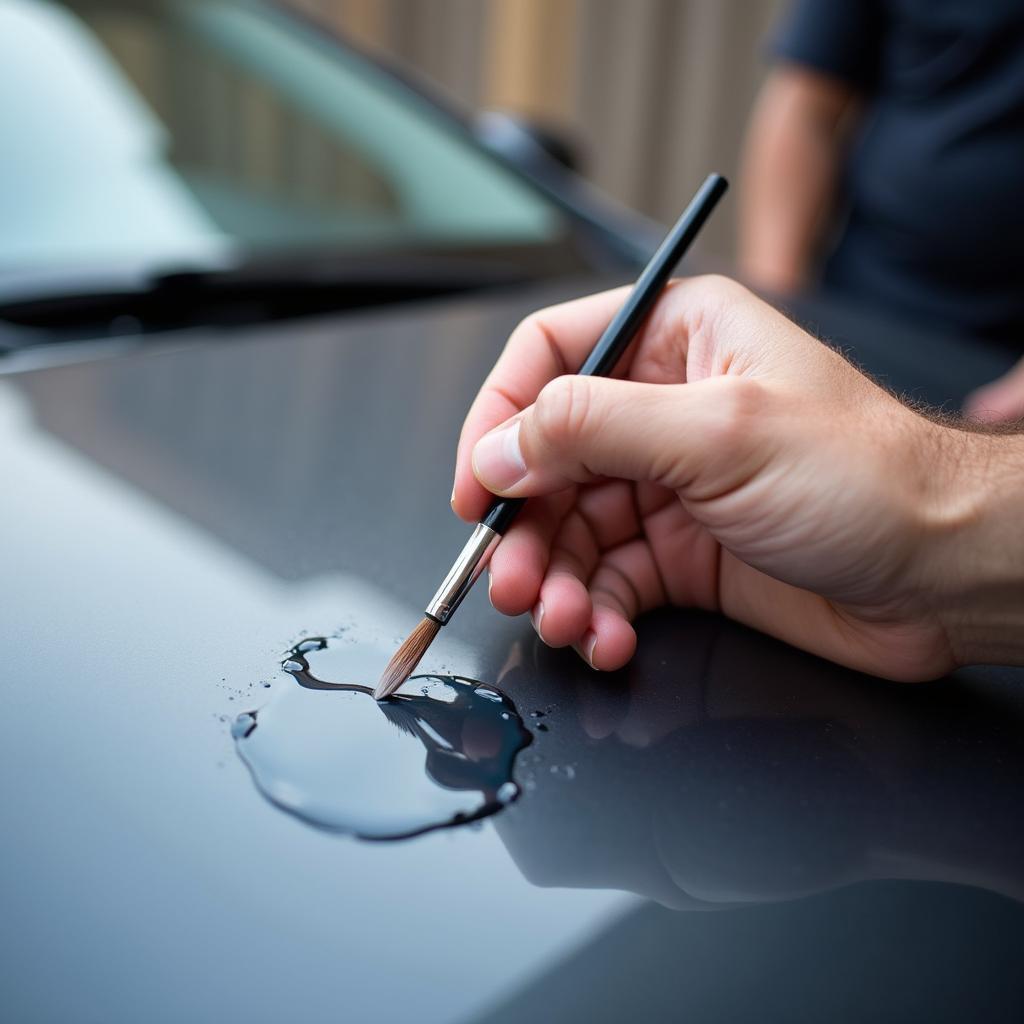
top-left (496, 781), bottom-right (519, 804)
top-left (231, 712), bottom-right (257, 740)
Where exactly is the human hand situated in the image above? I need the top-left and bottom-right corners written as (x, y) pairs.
top-left (963, 356), bottom-right (1024, 425)
top-left (452, 277), bottom-right (1023, 680)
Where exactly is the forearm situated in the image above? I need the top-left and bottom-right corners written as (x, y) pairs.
top-left (738, 68), bottom-right (855, 293)
top-left (932, 428), bottom-right (1024, 666)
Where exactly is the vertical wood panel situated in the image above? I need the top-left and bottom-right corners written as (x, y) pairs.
top-left (576, 0), bottom-right (666, 204)
top-left (484, 0), bottom-right (577, 122)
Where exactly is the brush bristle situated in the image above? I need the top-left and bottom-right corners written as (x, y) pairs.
top-left (378, 700), bottom-right (419, 736)
top-left (374, 617), bottom-right (441, 700)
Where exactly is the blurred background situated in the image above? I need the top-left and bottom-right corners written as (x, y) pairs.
top-left (289, 0), bottom-right (784, 263)
top-left (8, 0), bottom-right (1021, 404)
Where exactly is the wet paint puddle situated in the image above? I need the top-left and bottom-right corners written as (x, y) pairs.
top-left (233, 637), bottom-right (532, 840)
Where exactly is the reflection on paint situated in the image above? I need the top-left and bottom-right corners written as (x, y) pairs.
top-left (234, 636), bottom-right (532, 840)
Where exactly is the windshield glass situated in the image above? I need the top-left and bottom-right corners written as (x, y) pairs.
top-left (0, 0), bottom-right (567, 275)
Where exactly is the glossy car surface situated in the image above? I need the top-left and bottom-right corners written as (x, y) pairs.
top-left (2, 279), bottom-right (1024, 1022)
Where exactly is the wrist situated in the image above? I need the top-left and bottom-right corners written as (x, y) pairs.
top-left (927, 427), bottom-right (1024, 667)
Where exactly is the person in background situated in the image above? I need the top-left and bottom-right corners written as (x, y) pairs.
top-left (738, 0), bottom-right (1024, 423)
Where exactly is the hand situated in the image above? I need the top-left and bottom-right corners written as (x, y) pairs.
top-left (452, 276), bottom-right (1023, 680)
top-left (963, 357), bottom-right (1024, 425)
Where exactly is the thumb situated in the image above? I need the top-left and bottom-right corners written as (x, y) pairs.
top-left (471, 374), bottom-right (767, 498)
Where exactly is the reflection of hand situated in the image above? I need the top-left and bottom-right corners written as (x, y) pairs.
top-left (493, 615), bottom-right (1024, 911)
top-left (452, 276), bottom-right (1024, 681)
top-left (964, 356), bottom-right (1024, 424)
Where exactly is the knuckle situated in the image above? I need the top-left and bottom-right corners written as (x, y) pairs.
top-left (513, 307), bottom-right (557, 345)
top-left (702, 376), bottom-right (766, 449)
top-left (534, 376), bottom-right (593, 449)
top-left (504, 310), bottom-right (548, 355)
top-left (512, 309), bottom-right (541, 337)
top-left (695, 273), bottom-right (744, 303)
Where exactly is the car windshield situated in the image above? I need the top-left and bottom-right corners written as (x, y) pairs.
top-left (0, 0), bottom-right (568, 279)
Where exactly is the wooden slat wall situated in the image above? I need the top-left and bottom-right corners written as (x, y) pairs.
top-left (292, 0), bottom-right (786, 260)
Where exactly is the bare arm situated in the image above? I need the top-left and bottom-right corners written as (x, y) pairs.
top-left (738, 65), bottom-right (860, 294)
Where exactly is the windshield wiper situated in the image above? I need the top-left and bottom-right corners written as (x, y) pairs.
top-left (0, 250), bottom-right (545, 352)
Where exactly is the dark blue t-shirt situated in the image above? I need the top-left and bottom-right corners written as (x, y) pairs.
top-left (775, 0), bottom-right (1024, 345)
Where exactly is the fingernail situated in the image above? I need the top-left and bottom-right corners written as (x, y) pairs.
top-left (450, 483), bottom-right (456, 508)
top-left (473, 420), bottom-right (526, 491)
top-left (532, 601), bottom-right (545, 640)
top-left (576, 630), bottom-right (597, 668)
top-left (487, 572), bottom-right (495, 604)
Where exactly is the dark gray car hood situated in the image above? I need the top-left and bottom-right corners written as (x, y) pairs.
top-left (2, 281), bottom-right (1023, 1022)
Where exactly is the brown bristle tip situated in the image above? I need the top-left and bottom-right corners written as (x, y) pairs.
top-left (374, 617), bottom-right (441, 701)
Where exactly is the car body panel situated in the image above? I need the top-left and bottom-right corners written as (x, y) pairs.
top-left (2, 280), bottom-right (1024, 1022)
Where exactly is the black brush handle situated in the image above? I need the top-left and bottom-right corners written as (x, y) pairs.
top-left (482, 496), bottom-right (526, 534)
top-left (481, 173), bottom-right (729, 537)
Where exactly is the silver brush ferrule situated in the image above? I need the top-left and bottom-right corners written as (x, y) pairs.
top-left (425, 522), bottom-right (500, 624)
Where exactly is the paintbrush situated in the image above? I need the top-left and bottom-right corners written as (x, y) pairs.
top-left (375, 173), bottom-right (728, 700)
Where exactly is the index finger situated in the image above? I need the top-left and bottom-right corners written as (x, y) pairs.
top-left (452, 285), bottom-right (633, 522)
